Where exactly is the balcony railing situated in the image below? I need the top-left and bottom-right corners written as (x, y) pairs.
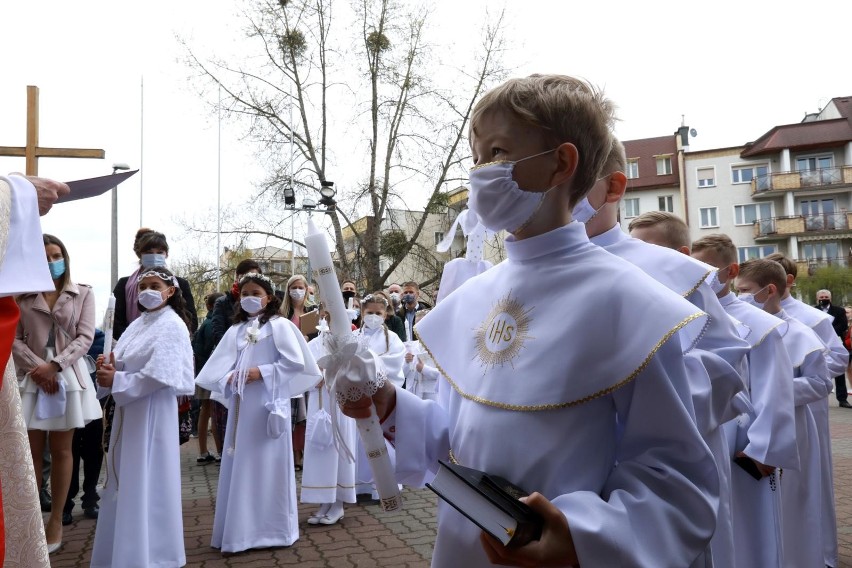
top-left (751, 165), bottom-right (852, 195)
top-left (796, 257), bottom-right (850, 276)
top-left (753, 212), bottom-right (852, 238)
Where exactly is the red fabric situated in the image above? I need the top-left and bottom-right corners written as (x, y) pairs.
top-left (0, 296), bottom-right (21, 567)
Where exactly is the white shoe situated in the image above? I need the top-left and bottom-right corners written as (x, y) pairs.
top-left (47, 542), bottom-right (63, 554)
top-left (318, 510), bottom-right (343, 525)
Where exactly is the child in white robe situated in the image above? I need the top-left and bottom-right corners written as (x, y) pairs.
top-left (302, 308), bottom-right (358, 526)
top-left (195, 272), bottom-right (321, 554)
top-left (735, 259), bottom-right (831, 568)
top-left (337, 75), bottom-right (720, 567)
top-left (92, 268), bottom-right (195, 568)
top-left (355, 293), bottom-right (405, 497)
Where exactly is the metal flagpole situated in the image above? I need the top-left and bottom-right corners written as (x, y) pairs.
top-left (217, 85), bottom-right (222, 291)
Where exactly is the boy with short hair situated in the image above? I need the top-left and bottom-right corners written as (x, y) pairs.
top-left (575, 138), bottom-right (749, 566)
top-left (342, 74), bottom-right (718, 567)
top-left (735, 259), bottom-right (831, 568)
top-left (692, 235), bottom-right (798, 568)
top-left (767, 252), bottom-right (842, 567)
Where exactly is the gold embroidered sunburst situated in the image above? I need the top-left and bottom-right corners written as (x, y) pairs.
top-left (474, 292), bottom-right (533, 371)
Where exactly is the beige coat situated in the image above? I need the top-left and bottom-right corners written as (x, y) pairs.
top-left (13, 281), bottom-right (95, 389)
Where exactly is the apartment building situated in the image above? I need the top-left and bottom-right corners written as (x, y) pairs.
top-left (619, 133), bottom-right (684, 231)
top-left (686, 96), bottom-right (852, 275)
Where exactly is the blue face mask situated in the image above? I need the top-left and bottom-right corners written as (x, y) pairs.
top-left (141, 253), bottom-right (167, 268)
top-left (402, 293), bottom-right (416, 305)
top-left (48, 259), bottom-right (66, 280)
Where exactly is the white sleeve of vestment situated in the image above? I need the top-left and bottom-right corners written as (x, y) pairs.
top-left (0, 176), bottom-right (54, 296)
top-left (793, 351), bottom-right (833, 406)
top-left (683, 349), bottom-right (751, 438)
top-left (391, 386), bottom-right (450, 487)
top-left (267, 318), bottom-right (322, 397)
top-left (421, 364), bottom-right (440, 381)
top-left (813, 320), bottom-right (848, 376)
top-left (685, 286), bottom-right (749, 430)
top-left (742, 330), bottom-right (799, 469)
top-left (195, 326), bottom-right (238, 393)
top-left (557, 338), bottom-right (718, 568)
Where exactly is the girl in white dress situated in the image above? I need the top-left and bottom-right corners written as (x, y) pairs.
top-left (302, 307), bottom-right (358, 526)
top-left (92, 268), bottom-right (195, 568)
top-left (355, 293), bottom-right (405, 497)
top-left (196, 273), bottom-right (321, 554)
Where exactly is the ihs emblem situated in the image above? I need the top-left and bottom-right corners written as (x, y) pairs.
top-left (474, 292), bottom-right (533, 371)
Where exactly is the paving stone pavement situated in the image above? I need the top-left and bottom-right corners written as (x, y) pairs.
top-left (46, 404), bottom-right (852, 567)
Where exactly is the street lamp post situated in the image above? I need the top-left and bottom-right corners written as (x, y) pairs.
top-left (283, 182), bottom-right (336, 277)
top-left (111, 162), bottom-right (131, 287)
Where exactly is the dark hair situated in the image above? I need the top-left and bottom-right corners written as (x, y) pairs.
top-left (205, 291), bottom-right (225, 311)
top-left (137, 267), bottom-right (192, 328)
top-left (233, 273), bottom-right (281, 325)
top-left (132, 228), bottom-right (155, 256)
top-left (137, 231), bottom-right (169, 257)
top-left (43, 234), bottom-right (71, 291)
top-left (235, 259), bottom-right (261, 278)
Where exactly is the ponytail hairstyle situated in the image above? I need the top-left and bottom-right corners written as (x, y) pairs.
top-left (136, 267), bottom-right (191, 330)
top-left (233, 272), bottom-right (281, 326)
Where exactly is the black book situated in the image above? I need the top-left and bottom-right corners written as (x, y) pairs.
top-left (426, 460), bottom-right (543, 548)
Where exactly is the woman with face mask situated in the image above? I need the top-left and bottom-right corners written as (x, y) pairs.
top-left (13, 234), bottom-right (102, 553)
top-left (281, 274), bottom-right (317, 470)
top-left (195, 273), bottom-right (321, 554)
top-left (110, 230), bottom-right (199, 341)
top-left (91, 268), bottom-right (195, 568)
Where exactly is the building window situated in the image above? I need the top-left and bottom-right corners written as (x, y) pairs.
top-left (656, 156), bottom-right (673, 176)
top-left (624, 198), bottom-right (640, 218)
top-left (733, 203), bottom-right (772, 226)
top-left (626, 159), bottom-right (639, 179)
top-left (731, 163), bottom-right (769, 184)
top-left (434, 231), bottom-right (445, 247)
top-left (658, 195), bottom-right (674, 212)
top-left (699, 207), bottom-right (718, 228)
top-left (737, 245), bottom-right (777, 262)
top-left (697, 167), bottom-right (715, 188)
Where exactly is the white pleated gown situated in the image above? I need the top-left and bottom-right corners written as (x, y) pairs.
top-left (91, 307), bottom-right (195, 568)
top-left (196, 316), bottom-right (321, 553)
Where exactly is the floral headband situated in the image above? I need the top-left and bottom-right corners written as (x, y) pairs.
top-left (362, 293), bottom-right (388, 307)
top-left (239, 272), bottom-right (276, 291)
top-left (137, 270), bottom-right (178, 287)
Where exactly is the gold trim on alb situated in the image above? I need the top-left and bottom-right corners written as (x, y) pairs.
top-left (420, 312), bottom-right (706, 411)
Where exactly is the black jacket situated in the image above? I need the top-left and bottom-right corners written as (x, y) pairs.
top-left (815, 302), bottom-right (848, 339)
top-left (112, 274), bottom-right (198, 340)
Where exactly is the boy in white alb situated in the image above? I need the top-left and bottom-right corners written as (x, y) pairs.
top-left (735, 259), bottom-right (831, 568)
top-left (575, 140), bottom-right (749, 567)
top-left (340, 75), bottom-right (719, 567)
top-left (767, 252), bottom-right (841, 568)
top-left (692, 235), bottom-right (799, 568)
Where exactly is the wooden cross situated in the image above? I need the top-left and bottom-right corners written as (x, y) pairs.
top-left (0, 85), bottom-right (105, 176)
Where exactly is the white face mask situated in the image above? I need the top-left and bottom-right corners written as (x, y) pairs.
top-left (289, 288), bottom-right (306, 301)
top-left (389, 292), bottom-right (400, 303)
top-left (707, 266), bottom-right (733, 295)
top-left (571, 196), bottom-right (605, 224)
top-left (467, 149), bottom-right (556, 234)
top-left (241, 296), bottom-right (265, 315)
top-left (363, 314), bottom-right (384, 329)
top-left (139, 289), bottom-right (167, 310)
top-left (141, 253), bottom-right (167, 268)
top-left (739, 286), bottom-right (768, 309)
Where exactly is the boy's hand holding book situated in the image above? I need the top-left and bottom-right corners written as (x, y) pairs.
top-left (480, 492), bottom-right (578, 567)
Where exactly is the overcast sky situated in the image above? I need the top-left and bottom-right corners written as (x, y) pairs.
top-left (2, 0), bottom-right (850, 316)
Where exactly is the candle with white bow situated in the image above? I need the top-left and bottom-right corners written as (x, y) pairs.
top-left (102, 295), bottom-right (116, 356)
top-left (304, 216), bottom-right (403, 511)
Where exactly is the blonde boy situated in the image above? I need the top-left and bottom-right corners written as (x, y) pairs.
top-left (342, 75), bottom-right (718, 567)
